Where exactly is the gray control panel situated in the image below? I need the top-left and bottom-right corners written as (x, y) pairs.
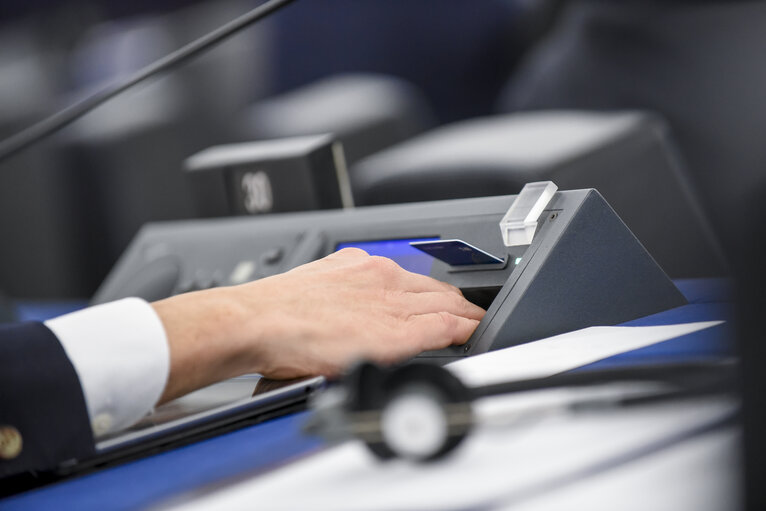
top-left (94, 189), bottom-right (686, 361)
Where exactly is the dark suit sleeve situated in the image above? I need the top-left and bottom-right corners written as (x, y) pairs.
top-left (0, 322), bottom-right (94, 479)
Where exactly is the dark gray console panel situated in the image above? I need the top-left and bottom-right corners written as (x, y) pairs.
top-left (93, 190), bottom-right (686, 361)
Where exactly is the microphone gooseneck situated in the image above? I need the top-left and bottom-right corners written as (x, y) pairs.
top-left (0, 0), bottom-right (299, 164)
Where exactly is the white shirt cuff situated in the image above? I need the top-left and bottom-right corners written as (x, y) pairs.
top-left (45, 298), bottom-right (170, 438)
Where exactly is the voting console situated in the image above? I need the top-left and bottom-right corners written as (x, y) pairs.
top-left (94, 188), bottom-right (685, 361)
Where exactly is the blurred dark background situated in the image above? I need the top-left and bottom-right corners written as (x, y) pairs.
top-left (0, 0), bottom-right (764, 298)
top-left (0, 0), bottom-right (542, 299)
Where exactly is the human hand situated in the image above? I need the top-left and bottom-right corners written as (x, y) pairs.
top-left (153, 248), bottom-right (485, 403)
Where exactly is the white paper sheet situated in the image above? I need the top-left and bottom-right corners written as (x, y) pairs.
top-left (163, 321), bottom-right (731, 511)
top-left (505, 428), bottom-right (740, 511)
top-left (447, 321), bottom-right (724, 387)
top-left (166, 399), bottom-right (735, 511)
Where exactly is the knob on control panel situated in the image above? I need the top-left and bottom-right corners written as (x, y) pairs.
top-left (261, 248), bottom-right (284, 265)
top-left (107, 256), bottom-right (180, 302)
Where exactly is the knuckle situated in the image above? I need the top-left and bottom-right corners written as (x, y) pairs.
top-left (445, 282), bottom-right (463, 295)
top-left (444, 292), bottom-right (471, 316)
top-left (369, 255), bottom-right (399, 274)
top-left (436, 311), bottom-right (458, 330)
top-left (459, 297), bottom-right (481, 318)
top-left (450, 292), bottom-right (466, 309)
top-left (335, 247), bottom-right (368, 257)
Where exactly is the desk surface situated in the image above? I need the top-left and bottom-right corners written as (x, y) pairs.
top-left (0, 279), bottom-right (735, 511)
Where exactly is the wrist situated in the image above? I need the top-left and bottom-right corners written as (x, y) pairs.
top-left (152, 287), bottom-right (254, 403)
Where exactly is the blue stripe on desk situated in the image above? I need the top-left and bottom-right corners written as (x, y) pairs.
top-left (581, 288), bottom-right (734, 369)
top-left (621, 303), bottom-right (733, 327)
top-left (580, 321), bottom-right (734, 371)
top-left (673, 278), bottom-right (733, 304)
top-left (2, 413), bottom-right (321, 511)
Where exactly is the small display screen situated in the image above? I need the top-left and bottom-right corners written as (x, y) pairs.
top-left (410, 239), bottom-right (505, 266)
top-left (336, 238), bottom-right (439, 276)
